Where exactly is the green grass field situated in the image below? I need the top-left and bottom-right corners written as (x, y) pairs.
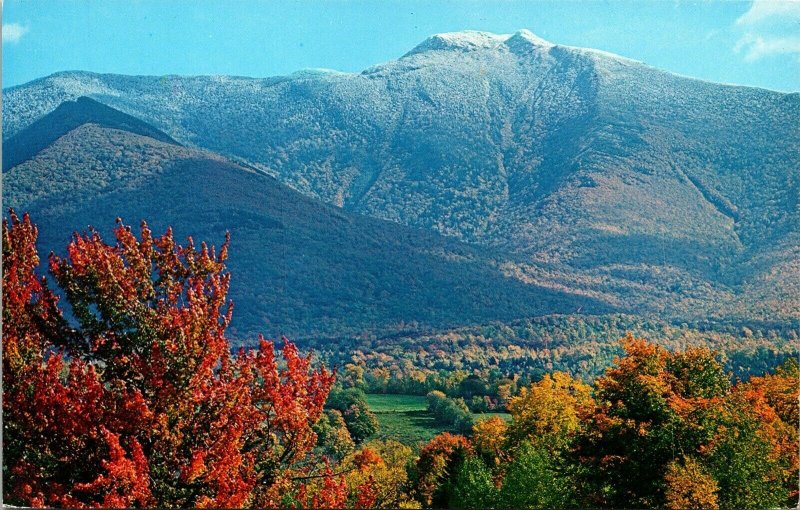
top-left (365, 394), bottom-right (510, 447)
top-left (365, 394), bottom-right (428, 413)
top-left (365, 394), bottom-right (443, 446)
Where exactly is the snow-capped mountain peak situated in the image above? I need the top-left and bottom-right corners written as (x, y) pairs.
top-left (404, 29), bottom-right (554, 57)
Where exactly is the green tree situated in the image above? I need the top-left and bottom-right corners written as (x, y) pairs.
top-left (498, 442), bottom-right (574, 509)
top-left (706, 398), bottom-right (788, 510)
top-left (326, 388), bottom-right (379, 443)
top-left (427, 391), bottom-right (474, 433)
top-left (449, 457), bottom-right (498, 510)
top-left (314, 409), bottom-right (355, 460)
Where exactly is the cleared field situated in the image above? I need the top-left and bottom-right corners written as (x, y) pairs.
top-left (365, 394), bottom-right (428, 413)
top-left (365, 394), bottom-right (511, 447)
top-left (370, 410), bottom-right (446, 446)
top-left (365, 394), bottom-right (443, 446)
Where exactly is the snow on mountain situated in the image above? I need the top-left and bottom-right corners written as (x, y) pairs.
top-left (4, 30), bottom-right (799, 321)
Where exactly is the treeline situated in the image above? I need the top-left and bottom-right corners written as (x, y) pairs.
top-left (315, 315), bottom-right (798, 405)
top-left (426, 391), bottom-right (474, 433)
top-left (323, 387), bottom-right (380, 444)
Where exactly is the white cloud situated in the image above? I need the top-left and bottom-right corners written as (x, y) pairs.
top-left (734, 0), bottom-right (800, 61)
top-left (735, 33), bottom-right (800, 61)
top-left (736, 0), bottom-right (800, 25)
top-left (2, 22), bottom-right (28, 44)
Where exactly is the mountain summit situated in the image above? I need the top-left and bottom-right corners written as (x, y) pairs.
top-left (4, 30), bottom-right (799, 322)
top-left (404, 30), bottom-right (553, 56)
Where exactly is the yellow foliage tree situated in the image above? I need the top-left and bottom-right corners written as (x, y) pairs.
top-left (664, 456), bottom-right (719, 510)
top-left (471, 416), bottom-right (509, 468)
top-left (507, 371), bottom-right (594, 449)
top-left (342, 440), bottom-right (421, 509)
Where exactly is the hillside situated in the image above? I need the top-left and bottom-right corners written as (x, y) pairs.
top-left (3, 101), bottom-right (607, 341)
top-left (2, 96), bottom-right (178, 171)
top-left (4, 30), bottom-right (799, 322)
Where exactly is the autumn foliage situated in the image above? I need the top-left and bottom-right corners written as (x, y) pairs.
top-left (410, 432), bottom-right (473, 507)
top-left (2, 212), bottom-right (376, 508)
top-left (410, 334), bottom-right (799, 509)
top-left (3, 212), bottom-right (798, 509)
top-left (576, 335), bottom-right (798, 509)
top-left (506, 371), bottom-right (593, 450)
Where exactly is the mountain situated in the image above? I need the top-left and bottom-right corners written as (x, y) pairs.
top-left (2, 98), bottom-right (607, 341)
top-left (3, 96), bottom-right (178, 171)
top-left (4, 30), bottom-right (799, 322)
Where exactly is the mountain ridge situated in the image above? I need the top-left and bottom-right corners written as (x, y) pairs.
top-left (4, 30), bottom-right (798, 322)
top-left (2, 96), bottom-right (179, 171)
top-left (4, 30), bottom-right (794, 139)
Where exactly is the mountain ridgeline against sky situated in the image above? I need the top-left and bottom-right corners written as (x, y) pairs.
top-left (2, 96), bottom-right (178, 171)
top-left (3, 30), bottom-right (799, 333)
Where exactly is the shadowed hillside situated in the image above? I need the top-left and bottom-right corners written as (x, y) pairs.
top-left (3, 96), bottom-right (178, 171)
top-left (4, 103), bottom-right (607, 341)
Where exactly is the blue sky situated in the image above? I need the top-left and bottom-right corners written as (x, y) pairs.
top-left (3, 0), bottom-right (799, 92)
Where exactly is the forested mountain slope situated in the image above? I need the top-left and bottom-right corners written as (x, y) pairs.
top-left (3, 96), bottom-right (178, 171)
top-left (3, 99), bottom-right (606, 340)
top-left (4, 30), bottom-right (798, 321)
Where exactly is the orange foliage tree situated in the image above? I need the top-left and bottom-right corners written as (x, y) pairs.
top-left (341, 441), bottom-right (417, 509)
top-left (576, 333), bottom-right (797, 510)
top-left (737, 357), bottom-right (800, 502)
top-left (2, 212), bottom-right (375, 508)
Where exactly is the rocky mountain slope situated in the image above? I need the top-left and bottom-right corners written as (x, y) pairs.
top-left (3, 99), bottom-right (606, 340)
top-left (4, 30), bottom-right (798, 321)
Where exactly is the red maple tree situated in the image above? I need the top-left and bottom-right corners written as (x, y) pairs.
top-left (3, 212), bottom-right (375, 508)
